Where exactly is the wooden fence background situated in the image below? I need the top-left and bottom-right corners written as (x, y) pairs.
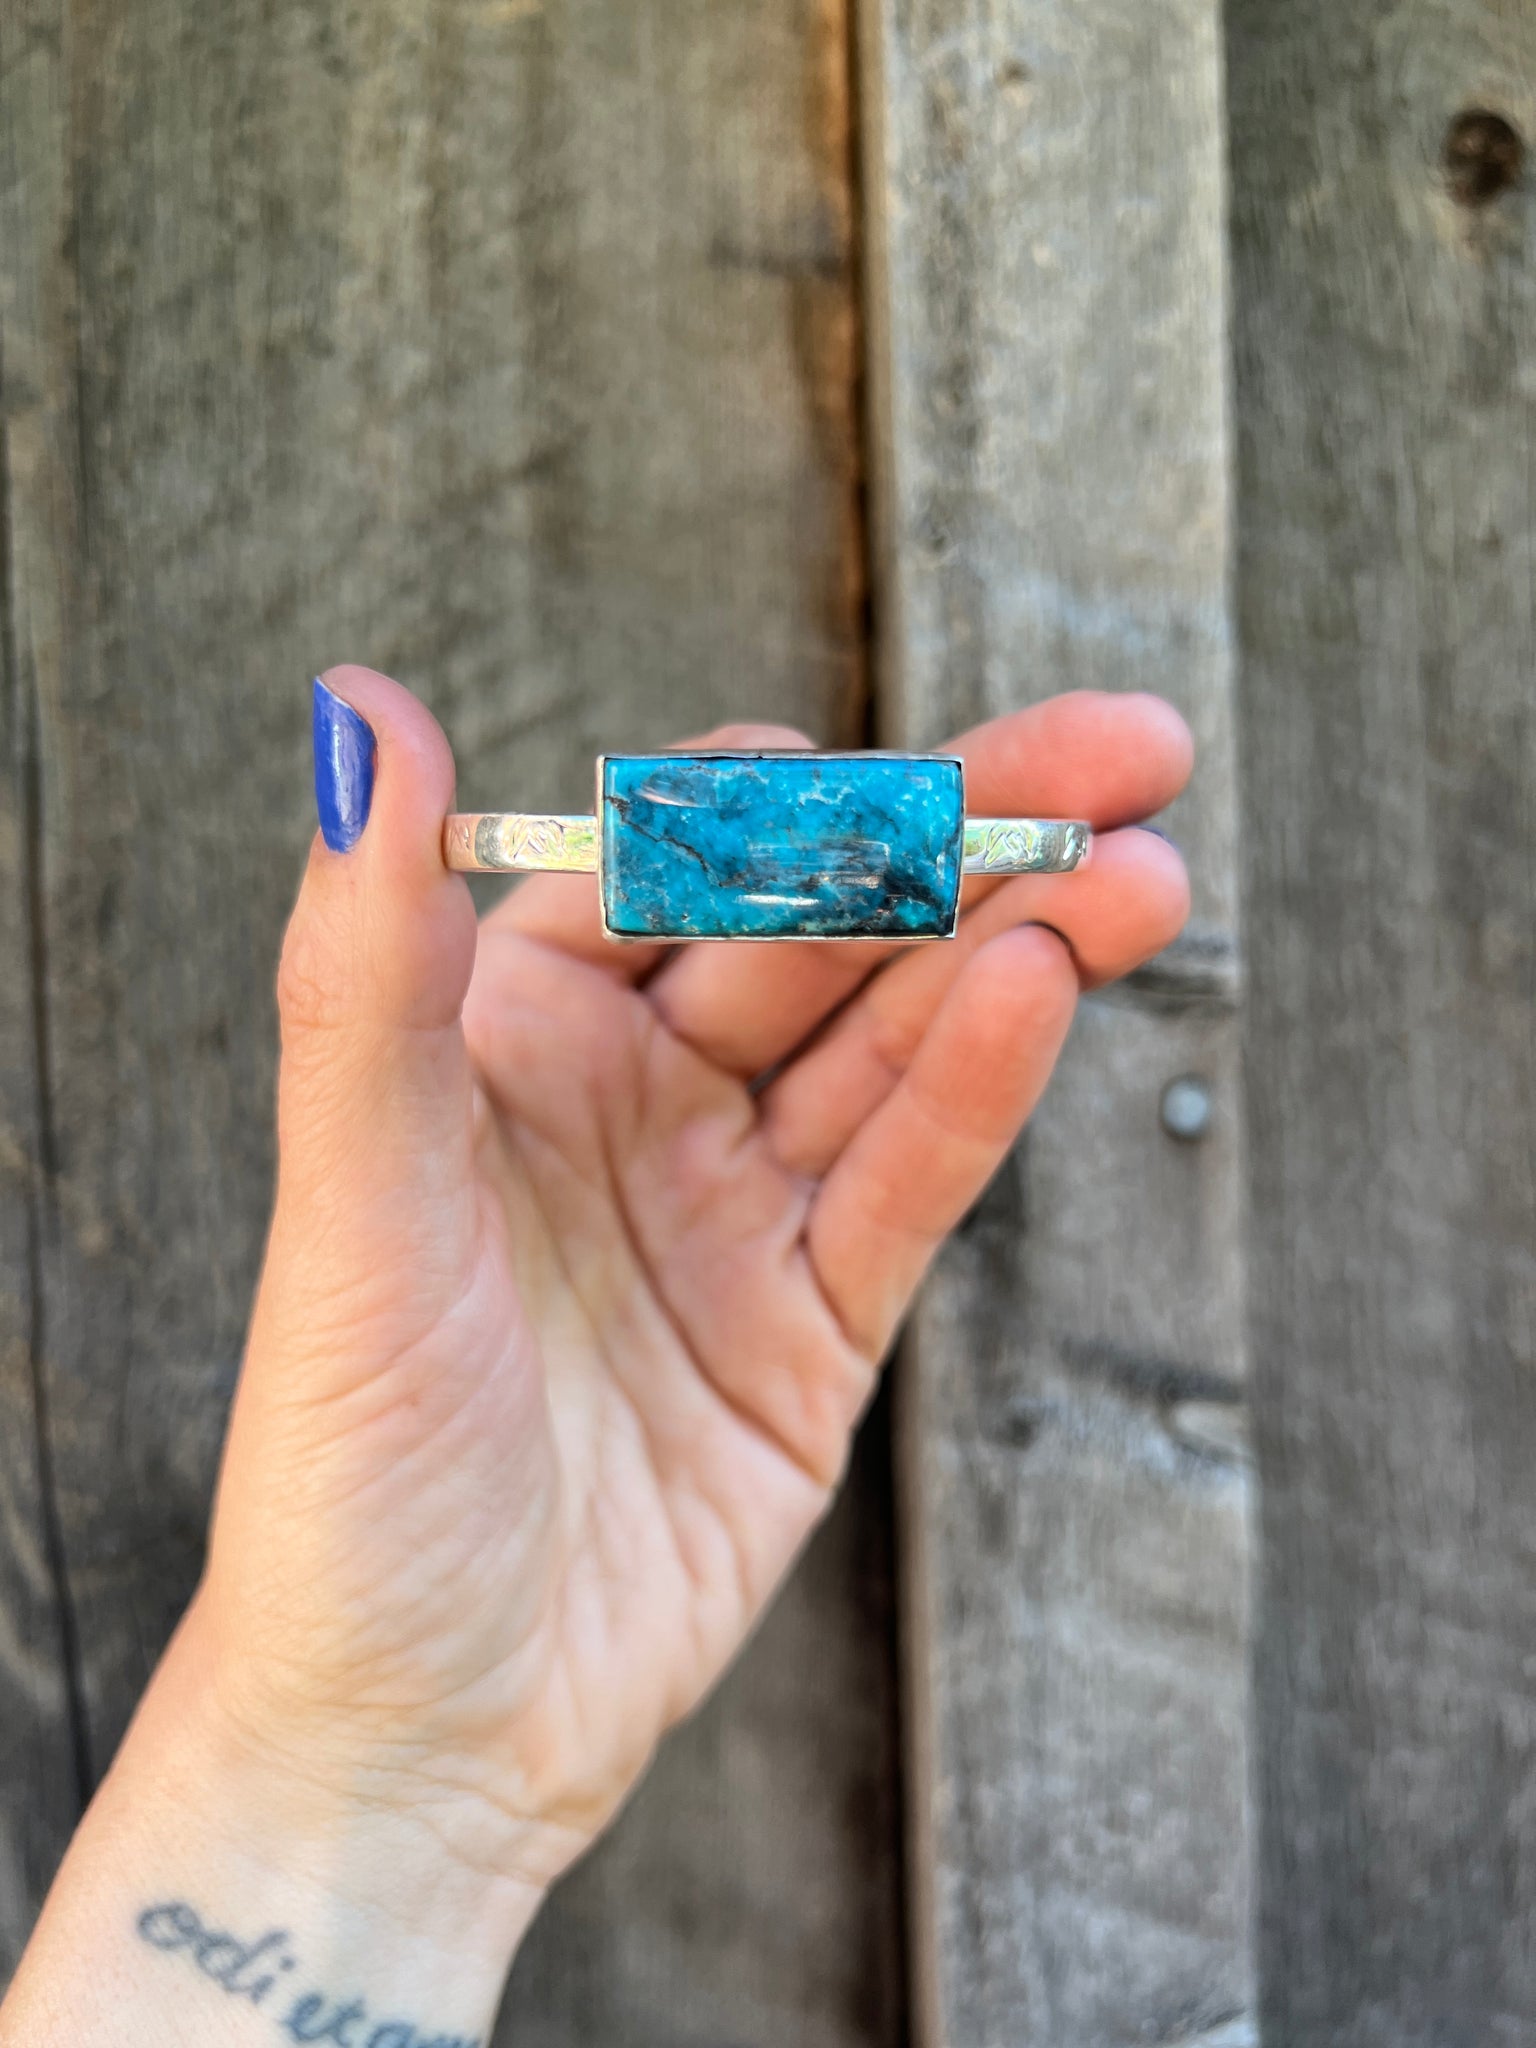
top-left (1, 2), bottom-right (1532, 2042)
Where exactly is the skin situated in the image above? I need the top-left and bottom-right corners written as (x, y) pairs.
top-left (0, 668), bottom-right (1191, 2044)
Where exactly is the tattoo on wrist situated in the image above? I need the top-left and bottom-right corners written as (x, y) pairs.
top-left (135, 1900), bottom-right (483, 2048)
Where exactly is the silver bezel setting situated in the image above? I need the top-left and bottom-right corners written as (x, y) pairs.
top-left (594, 749), bottom-right (969, 944)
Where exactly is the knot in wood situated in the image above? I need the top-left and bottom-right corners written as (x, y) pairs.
top-left (1443, 109), bottom-right (1525, 209)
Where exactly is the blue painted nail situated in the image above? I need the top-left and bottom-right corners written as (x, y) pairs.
top-left (312, 677), bottom-right (376, 853)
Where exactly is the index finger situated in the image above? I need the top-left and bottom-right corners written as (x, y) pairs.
top-left (948, 687), bottom-right (1194, 821)
top-left (644, 688), bottom-right (1194, 1076)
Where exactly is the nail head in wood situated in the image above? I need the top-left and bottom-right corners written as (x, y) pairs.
top-left (1160, 1074), bottom-right (1213, 1143)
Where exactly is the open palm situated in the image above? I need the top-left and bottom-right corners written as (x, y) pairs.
top-left (195, 669), bottom-right (1191, 1898)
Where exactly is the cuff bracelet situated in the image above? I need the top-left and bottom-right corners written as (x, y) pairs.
top-left (444, 750), bottom-right (1090, 942)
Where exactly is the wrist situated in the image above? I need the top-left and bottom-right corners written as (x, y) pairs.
top-left (86, 1603), bottom-right (559, 2029)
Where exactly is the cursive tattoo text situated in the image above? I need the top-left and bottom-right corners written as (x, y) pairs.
top-left (135, 1900), bottom-right (482, 2048)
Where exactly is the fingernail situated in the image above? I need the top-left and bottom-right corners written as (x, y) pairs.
top-left (1139, 824), bottom-right (1179, 849)
top-left (312, 677), bottom-right (376, 853)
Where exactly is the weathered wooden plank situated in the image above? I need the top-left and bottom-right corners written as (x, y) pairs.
top-left (900, 1000), bottom-right (1250, 2045)
top-left (0, 0), bottom-right (94, 1969)
top-left (1228, 10), bottom-right (1536, 2039)
top-left (0, 1), bottom-right (900, 2039)
top-left (858, 0), bottom-right (1252, 2036)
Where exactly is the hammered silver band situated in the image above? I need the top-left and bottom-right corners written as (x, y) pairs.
top-left (444, 812), bottom-right (1092, 878)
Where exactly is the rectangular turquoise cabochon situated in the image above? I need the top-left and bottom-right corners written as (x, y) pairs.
top-left (600, 752), bottom-right (965, 940)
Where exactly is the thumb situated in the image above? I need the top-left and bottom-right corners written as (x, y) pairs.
top-left (266, 666), bottom-right (479, 1302)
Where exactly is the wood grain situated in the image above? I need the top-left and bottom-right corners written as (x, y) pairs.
top-left (1228, 7), bottom-right (1536, 2039)
top-left (857, 0), bottom-right (1253, 2036)
top-left (0, 1), bottom-right (900, 2040)
top-left (0, 0), bottom-right (95, 1969)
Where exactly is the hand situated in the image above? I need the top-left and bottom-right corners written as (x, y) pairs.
top-left (168, 671), bottom-right (1191, 1954)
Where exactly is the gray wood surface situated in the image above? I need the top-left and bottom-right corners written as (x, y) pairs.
top-left (1229, 9), bottom-right (1536, 2041)
top-left (0, 0), bottom-right (95, 1969)
top-left (858, 0), bottom-right (1254, 2037)
top-left (0, 2), bottom-right (904, 2040)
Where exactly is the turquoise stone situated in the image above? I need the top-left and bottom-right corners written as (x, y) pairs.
top-left (600, 752), bottom-right (964, 940)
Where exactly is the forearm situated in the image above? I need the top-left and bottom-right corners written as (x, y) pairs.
top-left (0, 1616), bottom-right (545, 2048)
